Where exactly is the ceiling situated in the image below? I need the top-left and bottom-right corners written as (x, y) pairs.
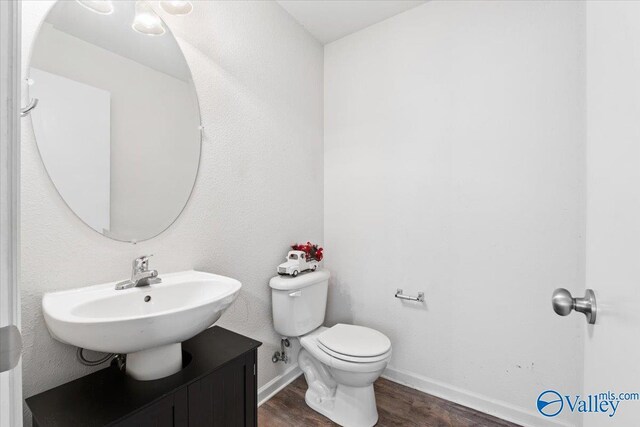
top-left (276, 0), bottom-right (427, 45)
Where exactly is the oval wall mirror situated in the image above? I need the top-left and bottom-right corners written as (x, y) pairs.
top-left (28, 1), bottom-right (201, 242)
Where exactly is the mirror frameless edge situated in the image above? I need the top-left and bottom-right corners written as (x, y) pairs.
top-left (27, 0), bottom-right (201, 243)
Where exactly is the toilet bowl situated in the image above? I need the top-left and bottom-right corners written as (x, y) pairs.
top-left (270, 270), bottom-right (392, 427)
top-left (299, 325), bottom-right (391, 426)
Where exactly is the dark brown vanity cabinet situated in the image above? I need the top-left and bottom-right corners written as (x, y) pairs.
top-left (113, 391), bottom-right (186, 427)
top-left (186, 353), bottom-right (256, 426)
top-left (26, 327), bottom-right (261, 427)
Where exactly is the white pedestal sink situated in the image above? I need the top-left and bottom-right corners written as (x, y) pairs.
top-left (42, 270), bottom-right (241, 381)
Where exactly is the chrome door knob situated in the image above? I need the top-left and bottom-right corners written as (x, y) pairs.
top-left (551, 288), bottom-right (574, 316)
top-left (552, 288), bottom-right (597, 324)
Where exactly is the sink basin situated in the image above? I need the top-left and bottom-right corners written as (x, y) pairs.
top-left (43, 270), bottom-right (241, 380)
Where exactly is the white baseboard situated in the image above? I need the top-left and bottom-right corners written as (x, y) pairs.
top-left (258, 364), bottom-right (303, 407)
top-left (382, 366), bottom-right (574, 427)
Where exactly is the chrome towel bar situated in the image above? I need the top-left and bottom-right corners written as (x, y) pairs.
top-left (395, 288), bottom-right (424, 302)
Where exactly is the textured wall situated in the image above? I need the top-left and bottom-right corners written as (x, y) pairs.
top-left (324, 1), bottom-right (585, 426)
top-left (21, 1), bottom-right (322, 422)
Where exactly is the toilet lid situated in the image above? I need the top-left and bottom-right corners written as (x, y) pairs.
top-left (318, 324), bottom-right (391, 358)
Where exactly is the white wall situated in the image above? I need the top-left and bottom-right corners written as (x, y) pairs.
top-left (21, 0), bottom-right (323, 423)
top-left (584, 1), bottom-right (640, 426)
top-left (324, 1), bottom-right (585, 426)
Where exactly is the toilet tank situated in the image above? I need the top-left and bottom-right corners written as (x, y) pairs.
top-left (269, 270), bottom-right (330, 337)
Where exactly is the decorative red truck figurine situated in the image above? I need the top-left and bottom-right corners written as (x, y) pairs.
top-left (277, 242), bottom-right (323, 277)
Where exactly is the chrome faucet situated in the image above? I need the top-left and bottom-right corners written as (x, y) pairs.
top-left (115, 255), bottom-right (161, 290)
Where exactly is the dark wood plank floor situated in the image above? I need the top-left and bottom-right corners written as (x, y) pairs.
top-left (259, 376), bottom-right (521, 427)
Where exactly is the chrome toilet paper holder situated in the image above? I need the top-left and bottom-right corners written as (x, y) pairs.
top-left (395, 288), bottom-right (424, 302)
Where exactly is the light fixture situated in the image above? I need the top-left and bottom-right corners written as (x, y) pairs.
top-left (159, 1), bottom-right (193, 16)
top-left (132, 1), bottom-right (165, 36)
top-left (75, 0), bottom-right (114, 15)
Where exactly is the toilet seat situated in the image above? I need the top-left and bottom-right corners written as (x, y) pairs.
top-left (318, 323), bottom-right (391, 360)
top-left (300, 326), bottom-right (392, 373)
top-left (317, 341), bottom-right (392, 363)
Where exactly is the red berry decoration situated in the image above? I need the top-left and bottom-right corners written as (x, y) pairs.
top-left (291, 242), bottom-right (324, 262)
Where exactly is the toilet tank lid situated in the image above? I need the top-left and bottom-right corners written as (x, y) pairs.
top-left (269, 269), bottom-right (330, 291)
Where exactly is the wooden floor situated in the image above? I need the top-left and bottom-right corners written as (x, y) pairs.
top-left (259, 376), bottom-right (521, 427)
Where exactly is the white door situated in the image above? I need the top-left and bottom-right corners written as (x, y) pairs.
top-left (0, 1), bottom-right (22, 426)
top-left (584, 1), bottom-right (640, 425)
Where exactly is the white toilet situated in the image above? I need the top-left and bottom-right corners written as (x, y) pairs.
top-left (270, 270), bottom-right (391, 427)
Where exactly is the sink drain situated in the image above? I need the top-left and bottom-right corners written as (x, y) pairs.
top-left (144, 296), bottom-right (151, 302)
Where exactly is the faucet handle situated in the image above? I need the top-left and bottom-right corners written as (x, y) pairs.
top-left (133, 254), bottom-right (153, 270)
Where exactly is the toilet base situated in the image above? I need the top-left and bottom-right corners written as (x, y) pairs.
top-left (305, 383), bottom-right (378, 427)
top-left (298, 348), bottom-right (379, 427)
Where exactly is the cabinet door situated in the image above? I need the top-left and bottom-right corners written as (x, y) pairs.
top-left (188, 351), bottom-right (257, 427)
top-left (245, 351), bottom-right (257, 427)
top-left (112, 388), bottom-right (188, 427)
